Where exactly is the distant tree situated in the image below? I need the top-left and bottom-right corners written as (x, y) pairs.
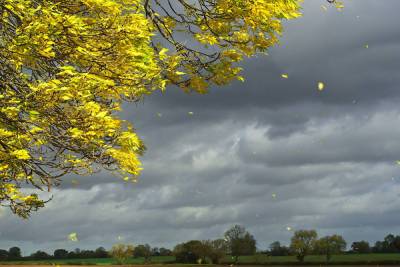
top-left (80, 249), bottom-right (96, 258)
top-left (151, 247), bottom-right (160, 257)
top-left (224, 225), bottom-right (257, 263)
top-left (269, 241), bottom-right (290, 256)
top-left (372, 241), bottom-right (385, 253)
top-left (67, 251), bottom-right (76, 259)
top-left (174, 239), bottom-right (227, 264)
top-left (133, 244), bottom-right (152, 263)
top-left (173, 240), bottom-right (204, 264)
top-left (74, 248), bottom-right (81, 258)
top-left (30, 250), bottom-right (51, 260)
top-left (351, 241), bottom-right (370, 254)
top-left (95, 247), bottom-right (109, 258)
top-left (209, 239), bottom-right (229, 264)
top-left (109, 244), bottom-right (134, 264)
top-left (158, 247), bottom-right (172, 257)
top-left (290, 230), bottom-right (318, 262)
top-left (54, 249), bottom-right (69, 259)
top-left (314, 235), bottom-right (346, 262)
top-left (8, 247), bottom-right (21, 260)
top-left (197, 241), bottom-right (214, 264)
top-left (390, 235), bottom-right (400, 252)
top-left (0, 249), bottom-right (9, 260)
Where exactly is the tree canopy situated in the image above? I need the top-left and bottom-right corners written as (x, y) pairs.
top-left (0, 0), bottom-right (341, 217)
top-left (224, 225), bottom-right (256, 263)
top-left (290, 229), bottom-right (317, 262)
top-left (314, 235), bottom-right (346, 262)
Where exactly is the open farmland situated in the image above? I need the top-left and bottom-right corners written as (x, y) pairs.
top-left (3, 254), bottom-right (400, 265)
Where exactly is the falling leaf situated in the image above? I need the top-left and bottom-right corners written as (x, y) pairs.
top-left (321, 5), bottom-right (328, 11)
top-left (286, 226), bottom-right (292, 231)
top-left (272, 193), bottom-right (277, 199)
top-left (156, 112), bottom-right (162, 117)
top-left (117, 235), bottom-right (123, 240)
top-left (335, 1), bottom-right (345, 11)
top-left (396, 160), bottom-right (400, 165)
top-left (317, 82), bottom-right (325, 91)
top-left (281, 73), bottom-right (289, 79)
top-left (68, 232), bottom-right (78, 242)
top-left (123, 177), bottom-right (129, 181)
top-left (188, 111), bottom-right (194, 115)
top-left (364, 44), bottom-right (369, 49)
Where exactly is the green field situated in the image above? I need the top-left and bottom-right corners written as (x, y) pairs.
top-left (223, 253), bottom-right (400, 264)
top-left (0, 256), bottom-right (175, 265)
top-left (3, 254), bottom-right (400, 265)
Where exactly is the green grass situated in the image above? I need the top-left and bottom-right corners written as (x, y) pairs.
top-left (3, 254), bottom-right (400, 265)
top-left (0, 256), bottom-right (175, 265)
top-left (221, 253), bottom-right (400, 264)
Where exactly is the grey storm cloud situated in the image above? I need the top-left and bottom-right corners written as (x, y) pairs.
top-left (2, 0), bottom-right (400, 256)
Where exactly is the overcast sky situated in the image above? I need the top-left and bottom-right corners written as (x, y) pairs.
top-left (2, 0), bottom-right (400, 256)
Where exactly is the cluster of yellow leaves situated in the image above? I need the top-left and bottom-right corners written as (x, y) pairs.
top-left (155, 0), bottom-right (302, 93)
top-left (0, 0), bottom-right (303, 217)
top-left (1, 0), bottom-right (159, 217)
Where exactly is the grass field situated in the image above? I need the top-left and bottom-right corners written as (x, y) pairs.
top-left (2, 254), bottom-right (400, 265)
top-left (223, 253), bottom-right (400, 264)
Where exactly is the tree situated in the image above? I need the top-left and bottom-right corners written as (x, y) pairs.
top-left (8, 247), bottom-right (21, 260)
top-left (224, 225), bottom-right (256, 263)
top-left (314, 235), bottom-right (346, 262)
top-left (0, 0), bottom-right (313, 218)
top-left (109, 244), bottom-right (134, 264)
top-left (54, 249), bottom-right (69, 259)
top-left (158, 247), bottom-right (172, 257)
top-left (269, 241), bottom-right (290, 256)
top-left (133, 244), bottom-right (152, 263)
top-left (0, 249), bottom-right (9, 261)
top-left (209, 239), bottom-right (229, 264)
top-left (1, 0), bottom-right (341, 218)
top-left (351, 241), bottom-right (370, 254)
top-left (151, 247), bottom-right (160, 257)
top-left (80, 249), bottom-right (96, 258)
top-left (94, 247), bottom-right (109, 258)
top-left (290, 230), bottom-right (318, 262)
top-left (30, 250), bottom-right (51, 260)
top-left (173, 240), bottom-right (207, 264)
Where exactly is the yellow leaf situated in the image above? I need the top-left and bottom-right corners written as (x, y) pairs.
top-left (68, 232), bottom-right (78, 242)
top-left (317, 82), bottom-right (325, 91)
top-left (11, 149), bottom-right (31, 160)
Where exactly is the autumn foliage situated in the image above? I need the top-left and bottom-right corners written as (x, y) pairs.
top-left (0, 0), bottom-right (303, 217)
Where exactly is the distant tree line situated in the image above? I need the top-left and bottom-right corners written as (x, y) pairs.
top-left (2, 227), bottom-right (400, 263)
top-left (0, 245), bottom-right (172, 261)
top-left (351, 234), bottom-right (400, 254)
